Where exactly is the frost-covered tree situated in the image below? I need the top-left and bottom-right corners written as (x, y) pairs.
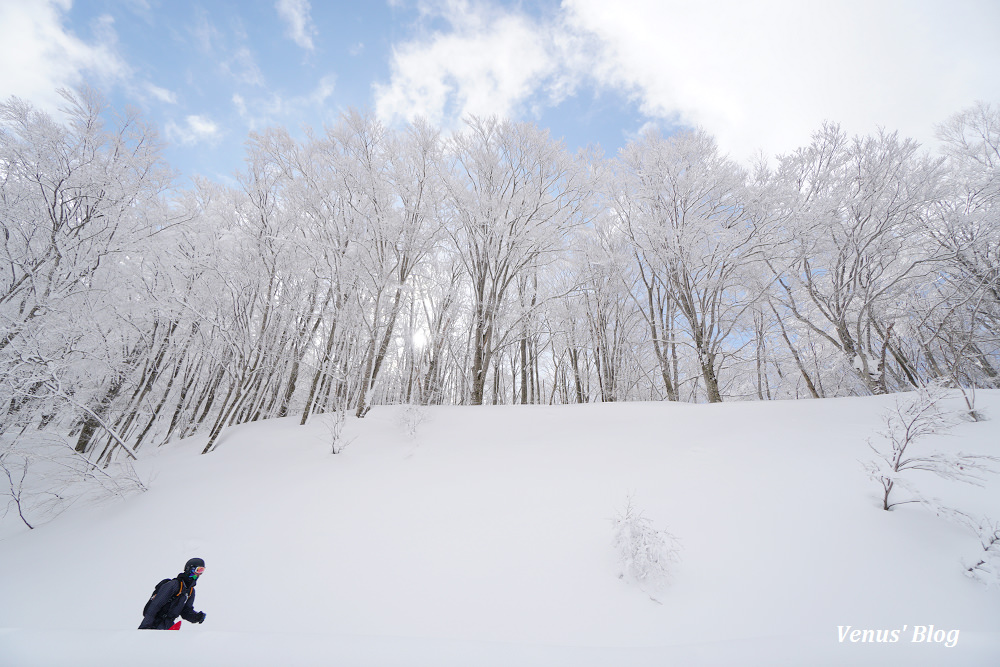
top-left (440, 117), bottom-right (590, 405)
top-left (334, 113), bottom-right (444, 417)
top-left (0, 89), bottom-right (170, 525)
top-left (918, 103), bottom-right (1000, 390)
top-left (768, 125), bottom-right (944, 395)
top-left (611, 129), bottom-right (767, 402)
top-left (0, 88), bottom-right (172, 455)
top-left (568, 214), bottom-right (653, 402)
top-left (7, 84), bottom-right (1000, 471)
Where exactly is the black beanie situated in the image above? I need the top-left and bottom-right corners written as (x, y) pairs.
top-left (184, 557), bottom-right (205, 573)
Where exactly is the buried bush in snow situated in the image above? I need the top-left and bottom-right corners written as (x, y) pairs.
top-left (914, 503), bottom-right (1000, 588)
top-left (963, 516), bottom-right (1000, 588)
top-left (397, 404), bottom-right (429, 439)
top-left (612, 495), bottom-right (681, 592)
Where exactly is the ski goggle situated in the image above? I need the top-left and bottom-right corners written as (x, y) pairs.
top-left (190, 566), bottom-right (205, 576)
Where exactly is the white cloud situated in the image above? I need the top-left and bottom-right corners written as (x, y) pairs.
top-left (232, 75), bottom-right (336, 130)
top-left (144, 83), bottom-right (177, 105)
top-left (166, 114), bottom-right (221, 146)
top-left (191, 7), bottom-right (221, 54)
top-left (0, 0), bottom-right (129, 112)
top-left (374, 0), bottom-right (571, 129)
top-left (233, 93), bottom-right (248, 118)
top-left (224, 47), bottom-right (265, 87)
top-left (375, 0), bottom-right (1000, 160)
top-left (189, 10), bottom-right (265, 88)
top-left (275, 0), bottom-right (317, 51)
top-left (122, 0), bottom-right (151, 12)
top-left (563, 0), bottom-right (1000, 160)
top-left (309, 74), bottom-right (336, 105)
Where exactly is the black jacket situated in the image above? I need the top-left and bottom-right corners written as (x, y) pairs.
top-left (138, 575), bottom-right (203, 629)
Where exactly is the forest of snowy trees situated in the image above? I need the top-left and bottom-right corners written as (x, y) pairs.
top-left (2, 87), bottom-right (998, 467)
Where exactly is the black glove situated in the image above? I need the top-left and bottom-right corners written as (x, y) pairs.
top-left (194, 611), bottom-right (206, 624)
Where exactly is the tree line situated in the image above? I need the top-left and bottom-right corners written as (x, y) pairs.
top-left (2, 88), bottom-right (997, 464)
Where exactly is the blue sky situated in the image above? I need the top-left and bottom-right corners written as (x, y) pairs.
top-left (2, 0), bottom-right (999, 184)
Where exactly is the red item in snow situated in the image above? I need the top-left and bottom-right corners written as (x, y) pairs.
top-left (169, 621), bottom-right (181, 630)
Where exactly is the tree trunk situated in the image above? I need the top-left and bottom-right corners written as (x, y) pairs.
top-left (772, 309), bottom-right (820, 399)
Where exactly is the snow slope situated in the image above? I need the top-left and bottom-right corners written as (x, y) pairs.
top-left (2, 393), bottom-right (999, 666)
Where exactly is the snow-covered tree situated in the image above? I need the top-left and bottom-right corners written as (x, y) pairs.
top-left (919, 103), bottom-right (1000, 391)
top-left (611, 129), bottom-right (768, 402)
top-left (0, 88), bottom-right (172, 452)
top-left (440, 117), bottom-right (590, 405)
top-left (768, 125), bottom-right (944, 395)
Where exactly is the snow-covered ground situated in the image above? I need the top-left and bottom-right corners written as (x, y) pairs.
top-left (2, 393), bottom-right (999, 666)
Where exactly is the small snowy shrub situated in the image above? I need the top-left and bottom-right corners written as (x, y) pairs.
top-left (864, 383), bottom-right (998, 510)
top-left (612, 495), bottom-right (681, 593)
top-left (397, 404), bottom-right (428, 440)
top-left (323, 409), bottom-right (352, 455)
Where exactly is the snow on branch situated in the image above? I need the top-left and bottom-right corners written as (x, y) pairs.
top-left (1, 433), bottom-right (146, 531)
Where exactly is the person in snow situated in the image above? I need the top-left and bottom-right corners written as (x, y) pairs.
top-left (138, 557), bottom-right (208, 629)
